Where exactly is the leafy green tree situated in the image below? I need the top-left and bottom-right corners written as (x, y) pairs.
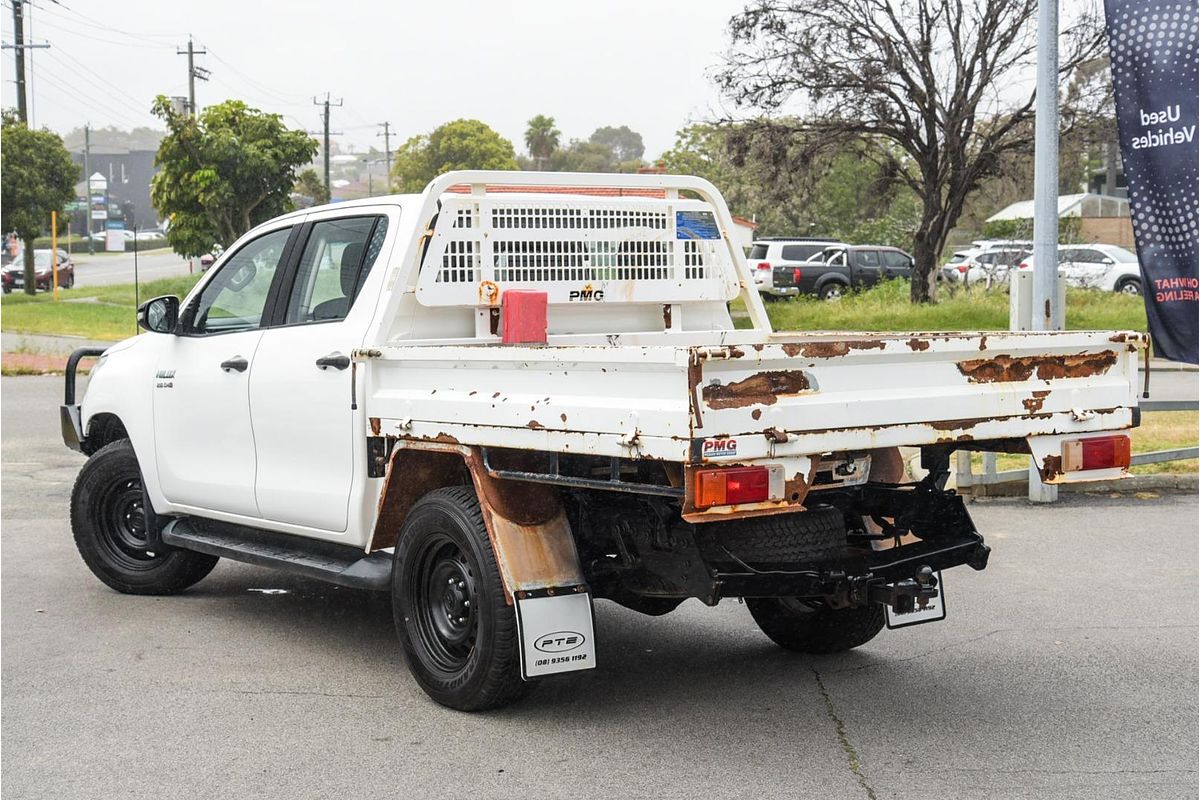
top-left (391, 119), bottom-right (518, 192)
top-left (524, 115), bottom-right (561, 171)
top-left (150, 96), bottom-right (318, 258)
top-left (590, 125), bottom-right (644, 162)
top-left (293, 168), bottom-right (329, 205)
top-left (1, 112), bottom-right (79, 295)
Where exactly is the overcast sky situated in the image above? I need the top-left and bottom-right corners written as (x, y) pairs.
top-left (2, 0), bottom-right (751, 158)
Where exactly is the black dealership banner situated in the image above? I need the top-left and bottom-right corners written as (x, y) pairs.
top-left (1104, 0), bottom-right (1198, 363)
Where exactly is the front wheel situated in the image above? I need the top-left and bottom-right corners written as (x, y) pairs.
top-left (71, 439), bottom-right (219, 594)
top-left (392, 487), bottom-right (531, 711)
top-left (747, 598), bottom-right (885, 654)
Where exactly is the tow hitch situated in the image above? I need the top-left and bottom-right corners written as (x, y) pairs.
top-left (869, 565), bottom-right (940, 614)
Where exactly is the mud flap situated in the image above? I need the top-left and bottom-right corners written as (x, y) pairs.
top-left (514, 588), bottom-right (597, 680)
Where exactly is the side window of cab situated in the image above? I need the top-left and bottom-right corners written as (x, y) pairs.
top-left (184, 227), bottom-right (293, 335)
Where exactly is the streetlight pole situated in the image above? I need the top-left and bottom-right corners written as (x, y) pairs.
top-left (1028, 0), bottom-right (1062, 502)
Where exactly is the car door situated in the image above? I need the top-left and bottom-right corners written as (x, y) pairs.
top-left (153, 224), bottom-right (299, 517)
top-left (881, 249), bottom-right (912, 280)
top-left (853, 249), bottom-right (883, 287)
top-left (1069, 247), bottom-right (1110, 289)
top-left (248, 212), bottom-right (393, 532)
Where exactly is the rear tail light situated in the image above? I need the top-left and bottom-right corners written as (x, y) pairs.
top-left (956, 265), bottom-right (969, 273)
top-left (793, 267), bottom-right (803, 282)
top-left (756, 261), bottom-right (772, 270)
top-left (694, 465), bottom-right (783, 508)
top-left (1062, 435), bottom-right (1131, 472)
top-left (1018, 262), bottom-right (1030, 269)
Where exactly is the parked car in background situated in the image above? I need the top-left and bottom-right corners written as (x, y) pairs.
top-left (793, 244), bottom-right (914, 300)
top-left (942, 240), bottom-right (1032, 286)
top-left (749, 238), bottom-right (843, 298)
top-left (1017, 244), bottom-right (1142, 295)
top-left (2, 249), bottom-right (75, 292)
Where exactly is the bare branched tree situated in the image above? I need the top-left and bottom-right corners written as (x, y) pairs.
top-left (718, 0), bottom-right (1106, 302)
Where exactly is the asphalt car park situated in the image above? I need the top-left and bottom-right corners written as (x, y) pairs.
top-left (2, 375), bottom-right (1196, 800)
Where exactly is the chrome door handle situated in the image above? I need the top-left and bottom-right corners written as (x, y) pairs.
top-left (315, 352), bottom-right (350, 371)
top-left (220, 356), bottom-right (248, 373)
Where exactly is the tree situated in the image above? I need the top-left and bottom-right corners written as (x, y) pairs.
top-left (150, 96), bottom-right (318, 258)
top-left (0, 112), bottom-right (79, 295)
top-left (718, 0), bottom-right (1104, 302)
top-left (293, 168), bottom-right (329, 205)
top-left (524, 115), bottom-right (561, 170)
top-left (590, 125), bottom-right (645, 162)
top-left (391, 119), bottom-right (518, 193)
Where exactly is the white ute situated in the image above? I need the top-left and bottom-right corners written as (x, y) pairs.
top-left (62, 171), bottom-right (1148, 710)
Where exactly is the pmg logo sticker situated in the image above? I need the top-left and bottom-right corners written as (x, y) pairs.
top-left (703, 438), bottom-right (738, 457)
top-left (569, 284), bottom-right (605, 301)
top-left (534, 631), bottom-right (586, 653)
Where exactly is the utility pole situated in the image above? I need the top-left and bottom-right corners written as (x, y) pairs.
top-left (4, 0), bottom-right (48, 123)
top-left (377, 121), bottom-right (393, 190)
top-left (10, 0), bottom-right (27, 121)
top-left (312, 93), bottom-right (343, 201)
top-left (84, 124), bottom-right (94, 254)
top-left (176, 37), bottom-right (209, 115)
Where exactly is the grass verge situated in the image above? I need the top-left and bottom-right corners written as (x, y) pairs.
top-left (1, 275), bottom-right (202, 341)
top-left (738, 279), bottom-right (1148, 332)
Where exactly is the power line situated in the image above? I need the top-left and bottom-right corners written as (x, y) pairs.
top-left (205, 47), bottom-right (311, 105)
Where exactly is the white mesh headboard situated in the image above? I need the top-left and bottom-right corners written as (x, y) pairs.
top-left (415, 194), bottom-right (741, 306)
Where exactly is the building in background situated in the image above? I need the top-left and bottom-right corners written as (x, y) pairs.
top-left (68, 147), bottom-right (159, 235)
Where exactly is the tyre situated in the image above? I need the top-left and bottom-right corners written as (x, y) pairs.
top-left (392, 486), bottom-right (531, 711)
top-left (747, 598), bottom-right (885, 654)
top-left (65, 273), bottom-right (75, 289)
top-left (1116, 277), bottom-right (1141, 296)
top-left (819, 282), bottom-right (846, 301)
top-left (710, 506), bottom-right (846, 566)
top-left (71, 439), bottom-right (219, 595)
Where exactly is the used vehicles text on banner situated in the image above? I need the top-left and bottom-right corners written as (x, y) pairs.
top-left (1104, 0), bottom-right (1198, 363)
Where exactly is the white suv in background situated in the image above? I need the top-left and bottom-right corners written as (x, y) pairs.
top-left (1017, 244), bottom-right (1143, 295)
top-left (749, 238), bottom-right (844, 297)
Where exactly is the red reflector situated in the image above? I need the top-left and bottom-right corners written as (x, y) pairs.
top-left (756, 261), bottom-right (772, 270)
top-left (1062, 435), bottom-right (1131, 472)
top-left (1081, 436), bottom-right (1131, 470)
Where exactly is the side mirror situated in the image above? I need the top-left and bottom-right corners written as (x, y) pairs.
top-left (137, 295), bottom-right (180, 334)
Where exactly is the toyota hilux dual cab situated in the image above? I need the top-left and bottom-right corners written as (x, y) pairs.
top-left (62, 171), bottom-right (1146, 710)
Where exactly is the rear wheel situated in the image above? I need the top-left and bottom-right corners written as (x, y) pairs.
top-left (392, 487), bottom-right (531, 711)
top-left (819, 282), bottom-right (846, 301)
top-left (1116, 277), bottom-right (1141, 296)
top-left (71, 439), bottom-right (218, 594)
top-left (747, 598), bottom-right (885, 654)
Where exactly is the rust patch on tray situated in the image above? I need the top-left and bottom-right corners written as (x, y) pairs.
top-left (368, 417), bottom-right (381, 436)
top-left (907, 338), bottom-right (930, 351)
top-left (956, 351), bottom-right (1118, 383)
top-left (702, 370), bottom-right (811, 409)
top-left (1023, 390), bottom-right (1052, 413)
top-left (781, 339), bottom-right (887, 359)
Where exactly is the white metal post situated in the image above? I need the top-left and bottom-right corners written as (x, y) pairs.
top-left (1028, 0), bottom-right (1063, 502)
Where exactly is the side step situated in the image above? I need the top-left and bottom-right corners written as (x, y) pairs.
top-left (161, 517), bottom-right (392, 591)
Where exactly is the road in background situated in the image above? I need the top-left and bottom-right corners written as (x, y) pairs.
top-left (1, 375), bottom-right (1197, 800)
top-left (68, 249), bottom-right (199, 288)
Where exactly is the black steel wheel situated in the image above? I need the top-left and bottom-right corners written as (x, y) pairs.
top-left (393, 487), bottom-right (531, 711)
top-left (71, 439), bottom-right (218, 594)
top-left (747, 597), bottom-right (885, 654)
